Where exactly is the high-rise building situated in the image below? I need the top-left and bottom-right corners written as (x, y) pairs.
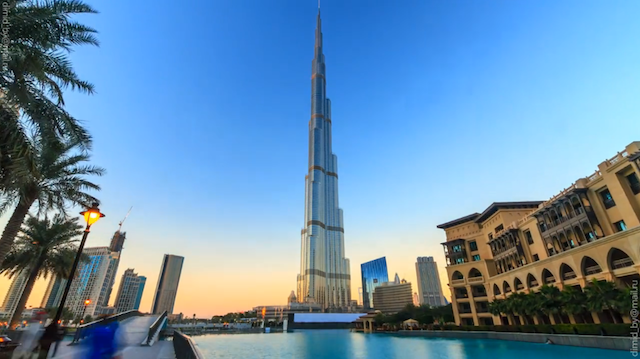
top-left (151, 254), bottom-right (184, 314)
top-left (360, 257), bottom-right (389, 309)
top-left (415, 256), bottom-right (446, 307)
top-left (372, 276), bottom-right (413, 314)
top-left (97, 230), bottom-right (127, 310)
top-left (296, 9), bottom-right (351, 310)
top-left (109, 230), bottom-right (126, 253)
top-left (41, 275), bottom-right (67, 309)
top-left (439, 141), bottom-right (640, 326)
top-left (1, 270), bottom-right (28, 316)
top-left (65, 247), bottom-right (119, 318)
top-left (62, 225), bottom-right (127, 318)
top-left (114, 269), bottom-right (146, 313)
top-left (134, 276), bottom-right (146, 311)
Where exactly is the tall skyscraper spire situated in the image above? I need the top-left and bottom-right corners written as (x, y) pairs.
top-left (297, 10), bottom-right (351, 310)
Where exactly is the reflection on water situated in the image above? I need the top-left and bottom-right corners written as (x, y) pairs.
top-left (195, 330), bottom-right (629, 359)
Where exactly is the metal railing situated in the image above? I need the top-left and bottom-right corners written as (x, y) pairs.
top-left (585, 265), bottom-right (602, 276)
top-left (143, 310), bottom-right (168, 346)
top-left (173, 330), bottom-right (205, 359)
top-left (72, 310), bottom-right (143, 344)
top-left (612, 257), bottom-right (634, 269)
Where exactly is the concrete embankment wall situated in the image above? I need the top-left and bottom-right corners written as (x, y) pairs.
top-left (393, 330), bottom-right (633, 351)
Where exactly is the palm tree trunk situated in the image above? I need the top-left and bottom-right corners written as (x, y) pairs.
top-left (0, 200), bottom-right (34, 264)
top-left (9, 257), bottom-right (45, 328)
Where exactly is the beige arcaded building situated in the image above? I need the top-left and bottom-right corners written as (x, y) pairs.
top-left (438, 141), bottom-right (640, 326)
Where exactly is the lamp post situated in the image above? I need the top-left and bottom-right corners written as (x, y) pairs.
top-left (39, 202), bottom-right (104, 358)
top-left (79, 299), bottom-right (91, 327)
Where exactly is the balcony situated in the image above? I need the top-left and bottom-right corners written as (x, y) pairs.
top-left (468, 276), bottom-right (484, 283)
top-left (585, 265), bottom-right (602, 276)
top-left (541, 205), bottom-right (593, 234)
top-left (472, 290), bottom-right (487, 298)
top-left (563, 271), bottom-right (577, 280)
top-left (451, 279), bottom-right (465, 285)
top-left (612, 257), bottom-right (634, 269)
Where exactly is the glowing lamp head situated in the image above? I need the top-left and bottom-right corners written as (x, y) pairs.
top-left (80, 203), bottom-right (105, 226)
top-left (84, 299), bottom-right (91, 306)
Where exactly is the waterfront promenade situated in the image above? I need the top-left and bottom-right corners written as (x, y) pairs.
top-left (51, 315), bottom-right (175, 359)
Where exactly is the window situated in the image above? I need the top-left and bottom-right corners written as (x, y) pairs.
top-left (627, 173), bottom-right (640, 195)
top-left (472, 254), bottom-right (481, 261)
top-left (452, 244), bottom-right (463, 253)
top-left (469, 241), bottom-right (478, 251)
top-left (455, 257), bottom-right (465, 264)
top-left (614, 220), bottom-right (627, 232)
top-left (488, 233), bottom-right (493, 240)
top-left (495, 224), bottom-right (504, 233)
top-left (524, 230), bottom-right (534, 245)
top-left (532, 254), bottom-right (540, 262)
top-left (599, 188), bottom-right (616, 209)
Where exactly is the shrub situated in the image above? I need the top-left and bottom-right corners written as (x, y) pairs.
top-left (534, 324), bottom-right (554, 334)
top-left (552, 324), bottom-right (575, 334)
top-left (519, 325), bottom-right (537, 333)
top-left (573, 324), bottom-right (601, 336)
top-left (599, 323), bottom-right (631, 337)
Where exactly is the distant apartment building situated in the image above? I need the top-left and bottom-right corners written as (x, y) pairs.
top-left (372, 274), bottom-right (413, 314)
top-left (439, 141), bottom-right (640, 326)
top-left (114, 269), bottom-right (146, 313)
top-left (415, 256), bottom-right (446, 307)
top-left (1, 270), bottom-right (28, 317)
top-left (360, 257), bottom-right (389, 309)
top-left (41, 275), bottom-right (67, 309)
top-left (151, 254), bottom-right (184, 314)
top-left (65, 247), bottom-right (120, 318)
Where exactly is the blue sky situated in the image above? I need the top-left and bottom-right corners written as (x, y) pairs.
top-left (3, 0), bottom-right (640, 316)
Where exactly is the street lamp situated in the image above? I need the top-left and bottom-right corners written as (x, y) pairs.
top-left (39, 203), bottom-right (104, 358)
top-left (79, 300), bottom-right (92, 326)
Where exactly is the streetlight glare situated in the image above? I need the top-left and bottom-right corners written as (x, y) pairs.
top-left (80, 202), bottom-right (105, 227)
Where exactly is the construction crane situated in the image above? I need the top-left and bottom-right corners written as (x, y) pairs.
top-left (118, 206), bottom-right (133, 232)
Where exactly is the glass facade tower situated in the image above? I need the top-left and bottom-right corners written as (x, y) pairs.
top-left (361, 257), bottom-right (389, 309)
top-left (296, 9), bottom-right (351, 309)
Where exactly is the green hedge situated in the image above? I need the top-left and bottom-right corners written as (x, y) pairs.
top-left (429, 323), bottom-right (631, 337)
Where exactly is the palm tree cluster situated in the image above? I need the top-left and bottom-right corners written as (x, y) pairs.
top-left (488, 281), bottom-right (632, 325)
top-left (0, 0), bottom-right (103, 328)
top-left (374, 304), bottom-right (455, 327)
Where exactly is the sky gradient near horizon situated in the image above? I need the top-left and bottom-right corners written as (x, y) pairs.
top-left (2, 0), bottom-right (640, 317)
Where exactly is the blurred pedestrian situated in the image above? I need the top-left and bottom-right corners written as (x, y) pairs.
top-left (12, 311), bottom-right (46, 359)
top-left (84, 316), bottom-right (122, 359)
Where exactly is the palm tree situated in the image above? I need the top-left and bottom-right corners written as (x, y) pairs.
top-left (584, 279), bottom-right (623, 323)
top-left (506, 292), bottom-right (528, 325)
top-left (0, 0), bottom-right (99, 148)
top-left (0, 214), bottom-right (84, 328)
top-left (538, 285), bottom-right (564, 324)
top-left (613, 286), bottom-right (632, 320)
top-left (1, 0), bottom-right (100, 216)
top-left (521, 291), bottom-right (543, 325)
top-left (560, 285), bottom-right (591, 323)
top-left (488, 299), bottom-right (505, 316)
top-left (0, 138), bottom-right (104, 263)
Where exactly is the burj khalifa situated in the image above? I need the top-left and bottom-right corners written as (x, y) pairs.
top-left (296, 9), bottom-right (351, 309)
